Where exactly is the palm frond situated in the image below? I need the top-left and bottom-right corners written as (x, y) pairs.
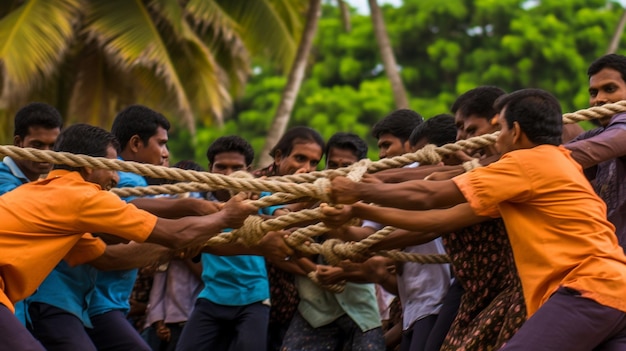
top-left (0, 0), bottom-right (81, 94)
top-left (84, 0), bottom-right (196, 132)
top-left (211, 0), bottom-right (304, 71)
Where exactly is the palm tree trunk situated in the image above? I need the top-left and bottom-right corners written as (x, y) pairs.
top-left (368, 0), bottom-right (409, 109)
top-left (257, 0), bottom-right (322, 168)
top-left (337, 0), bottom-right (351, 32)
top-left (607, 9), bottom-right (626, 54)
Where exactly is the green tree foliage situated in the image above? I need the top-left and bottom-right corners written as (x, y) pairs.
top-left (141, 0), bottom-right (626, 164)
top-left (0, 0), bottom-right (305, 142)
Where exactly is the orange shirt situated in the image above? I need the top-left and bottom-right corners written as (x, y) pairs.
top-left (0, 170), bottom-right (157, 312)
top-left (453, 145), bottom-right (626, 317)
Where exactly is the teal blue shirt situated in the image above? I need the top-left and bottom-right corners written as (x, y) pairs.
top-left (198, 193), bottom-right (270, 306)
top-left (0, 156), bottom-right (29, 195)
top-left (27, 262), bottom-right (98, 327)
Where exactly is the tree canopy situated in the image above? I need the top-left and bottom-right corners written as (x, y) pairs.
top-left (170, 0), bottom-right (625, 166)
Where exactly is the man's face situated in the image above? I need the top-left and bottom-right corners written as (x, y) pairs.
top-left (13, 126), bottom-right (61, 181)
top-left (377, 133), bottom-right (410, 159)
top-left (326, 147), bottom-right (359, 169)
top-left (210, 152), bottom-right (248, 176)
top-left (275, 142), bottom-right (322, 175)
top-left (135, 126), bottom-right (169, 166)
top-left (463, 114), bottom-right (498, 139)
top-left (589, 67), bottom-right (626, 126)
top-left (86, 145), bottom-right (120, 191)
top-left (454, 111), bottom-right (467, 141)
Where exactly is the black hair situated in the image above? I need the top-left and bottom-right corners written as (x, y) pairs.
top-left (172, 160), bottom-right (205, 172)
top-left (371, 109), bottom-right (423, 142)
top-left (14, 102), bottom-right (63, 138)
top-left (494, 89), bottom-right (562, 146)
top-left (111, 105), bottom-right (170, 152)
top-left (53, 124), bottom-right (120, 172)
top-left (206, 135), bottom-right (255, 166)
top-left (269, 126), bottom-right (324, 159)
top-left (451, 86), bottom-right (506, 121)
top-left (325, 132), bottom-right (368, 160)
top-left (409, 114), bottom-right (457, 147)
top-left (588, 54), bottom-right (626, 83)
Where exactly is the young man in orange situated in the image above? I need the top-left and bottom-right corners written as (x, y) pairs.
top-left (324, 89), bottom-right (626, 350)
top-left (0, 124), bottom-right (260, 351)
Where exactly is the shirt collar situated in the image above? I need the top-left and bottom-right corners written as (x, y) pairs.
top-left (2, 156), bottom-right (30, 183)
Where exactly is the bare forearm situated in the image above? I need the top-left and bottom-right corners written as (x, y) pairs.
top-left (351, 180), bottom-right (464, 210)
top-left (131, 197), bottom-right (217, 219)
top-left (566, 128), bottom-right (626, 169)
top-left (370, 229), bottom-right (440, 251)
top-left (87, 242), bottom-right (171, 270)
top-left (148, 214), bottom-right (229, 249)
top-left (374, 164), bottom-right (449, 183)
top-left (352, 202), bottom-right (486, 234)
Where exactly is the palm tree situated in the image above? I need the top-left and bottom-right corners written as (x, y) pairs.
top-left (256, 0), bottom-right (322, 168)
top-left (0, 0), bottom-right (305, 142)
top-left (607, 8), bottom-right (626, 54)
top-left (368, 0), bottom-right (409, 109)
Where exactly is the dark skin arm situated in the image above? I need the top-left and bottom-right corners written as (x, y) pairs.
top-left (322, 202), bottom-right (488, 235)
top-left (369, 229), bottom-right (441, 251)
top-left (373, 164), bottom-right (460, 183)
top-left (130, 197), bottom-right (221, 219)
top-left (86, 242), bottom-right (172, 270)
top-left (329, 176), bottom-right (466, 210)
top-left (201, 230), bottom-right (295, 263)
top-left (144, 193), bottom-right (258, 250)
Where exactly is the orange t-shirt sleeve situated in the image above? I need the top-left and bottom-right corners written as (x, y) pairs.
top-left (63, 233), bottom-right (106, 266)
top-left (76, 191), bottom-right (157, 243)
top-left (453, 153), bottom-right (533, 217)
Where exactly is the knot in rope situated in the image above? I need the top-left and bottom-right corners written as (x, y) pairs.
top-left (419, 144), bottom-right (443, 165)
top-left (307, 271), bottom-right (346, 294)
top-left (462, 158), bottom-right (482, 172)
top-left (232, 216), bottom-right (266, 246)
top-left (321, 238), bottom-right (347, 266)
top-left (345, 159), bottom-right (371, 182)
top-left (313, 177), bottom-right (332, 203)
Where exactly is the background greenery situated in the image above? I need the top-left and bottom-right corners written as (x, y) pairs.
top-left (2, 0), bottom-right (625, 168)
top-left (171, 0), bottom-right (626, 167)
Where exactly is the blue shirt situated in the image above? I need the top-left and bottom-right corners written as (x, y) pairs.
top-left (88, 166), bottom-right (147, 317)
top-left (0, 156), bottom-right (29, 195)
top-left (27, 262), bottom-right (98, 327)
top-left (198, 193), bottom-right (269, 306)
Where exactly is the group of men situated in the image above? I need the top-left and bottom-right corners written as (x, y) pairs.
top-left (0, 52), bottom-right (626, 351)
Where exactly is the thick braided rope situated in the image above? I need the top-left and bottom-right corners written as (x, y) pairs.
top-left (2, 101), bottom-right (624, 193)
top-left (110, 132), bottom-right (496, 198)
top-left (285, 225), bottom-right (450, 264)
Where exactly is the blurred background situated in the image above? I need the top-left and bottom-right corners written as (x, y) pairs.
top-left (0, 0), bottom-right (624, 166)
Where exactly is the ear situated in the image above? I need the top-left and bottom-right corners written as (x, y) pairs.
top-left (402, 140), bottom-right (412, 153)
top-left (79, 166), bottom-right (93, 180)
top-left (274, 150), bottom-right (283, 164)
top-left (13, 135), bottom-right (23, 147)
top-left (128, 135), bottom-right (143, 153)
top-left (512, 121), bottom-right (523, 144)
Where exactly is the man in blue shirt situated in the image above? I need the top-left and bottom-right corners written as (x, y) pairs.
top-left (178, 135), bottom-right (271, 351)
top-left (0, 102), bottom-right (62, 330)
